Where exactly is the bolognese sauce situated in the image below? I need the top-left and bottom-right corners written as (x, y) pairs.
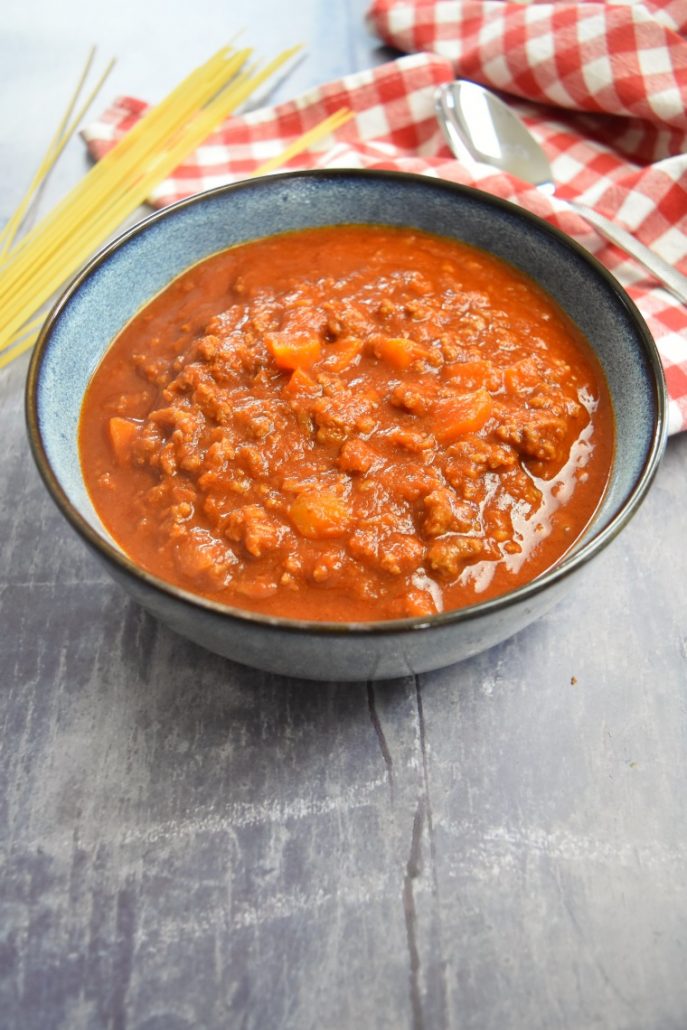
top-left (79, 225), bottom-right (614, 621)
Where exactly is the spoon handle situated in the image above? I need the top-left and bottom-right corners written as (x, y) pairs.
top-left (567, 199), bottom-right (687, 305)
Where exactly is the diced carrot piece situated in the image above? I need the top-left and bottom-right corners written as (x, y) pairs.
top-left (443, 360), bottom-right (492, 388)
top-left (284, 367), bottom-right (319, 395)
top-left (375, 337), bottom-right (422, 370)
top-left (108, 417), bottom-right (139, 465)
top-left (432, 388), bottom-right (493, 444)
top-left (289, 492), bottom-right (350, 539)
top-left (323, 336), bottom-right (364, 372)
top-left (265, 332), bottom-right (321, 370)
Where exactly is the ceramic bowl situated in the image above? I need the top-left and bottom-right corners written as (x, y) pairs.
top-left (26, 170), bottom-right (667, 681)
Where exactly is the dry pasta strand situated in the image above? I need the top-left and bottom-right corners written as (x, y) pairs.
top-left (1, 46), bottom-right (251, 276)
top-left (254, 107), bottom-right (353, 175)
top-left (0, 46), bottom-right (353, 370)
top-left (0, 47), bottom-right (302, 350)
top-left (2, 108), bottom-right (352, 357)
top-left (0, 52), bottom-right (274, 344)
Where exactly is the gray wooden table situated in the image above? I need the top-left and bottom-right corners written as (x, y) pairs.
top-left (2, 3), bottom-right (687, 1028)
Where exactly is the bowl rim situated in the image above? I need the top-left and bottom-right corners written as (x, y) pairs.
top-left (26, 168), bottom-right (668, 637)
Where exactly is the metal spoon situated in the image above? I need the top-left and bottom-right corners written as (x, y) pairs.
top-left (435, 79), bottom-right (687, 304)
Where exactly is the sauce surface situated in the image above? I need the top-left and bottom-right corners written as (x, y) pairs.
top-left (80, 225), bottom-right (614, 622)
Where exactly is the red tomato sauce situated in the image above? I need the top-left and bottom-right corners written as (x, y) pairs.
top-left (79, 225), bottom-right (614, 621)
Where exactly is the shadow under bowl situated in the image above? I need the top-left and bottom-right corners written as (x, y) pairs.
top-left (26, 170), bottom-right (667, 681)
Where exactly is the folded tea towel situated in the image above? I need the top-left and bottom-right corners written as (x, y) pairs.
top-left (82, 0), bottom-right (687, 431)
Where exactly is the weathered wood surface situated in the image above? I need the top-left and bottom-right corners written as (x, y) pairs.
top-left (2, 4), bottom-right (687, 1028)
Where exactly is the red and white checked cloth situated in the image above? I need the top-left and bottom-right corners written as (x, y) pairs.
top-left (82, 0), bottom-right (687, 432)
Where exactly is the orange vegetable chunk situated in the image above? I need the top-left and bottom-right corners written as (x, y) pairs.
top-left (323, 336), bottom-right (364, 372)
top-left (265, 332), bottom-right (321, 370)
top-left (285, 367), bottom-right (318, 395)
top-left (444, 360), bottom-right (491, 388)
top-left (432, 388), bottom-right (493, 443)
top-left (376, 336), bottom-right (420, 370)
top-left (108, 417), bottom-right (138, 465)
top-left (79, 224), bottom-right (614, 626)
top-left (289, 492), bottom-right (350, 539)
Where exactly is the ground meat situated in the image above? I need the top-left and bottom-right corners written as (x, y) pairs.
top-left (422, 488), bottom-right (480, 537)
top-left (427, 536), bottom-right (484, 577)
top-left (389, 381), bottom-right (436, 415)
top-left (378, 464), bottom-right (442, 502)
top-left (173, 527), bottom-right (237, 589)
top-left (386, 427), bottom-right (434, 452)
top-left (236, 445), bottom-right (269, 478)
top-left (338, 438), bottom-right (379, 474)
top-left (226, 504), bottom-right (287, 557)
top-left (311, 385), bottom-right (379, 443)
top-left (81, 224), bottom-right (612, 622)
top-left (495, 409), bottom-right (570, 462)
top-left (348, 525), bottom-right (425, 575)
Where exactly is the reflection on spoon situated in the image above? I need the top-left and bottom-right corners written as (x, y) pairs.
top-left (435, 79), bottom-right (687, 304)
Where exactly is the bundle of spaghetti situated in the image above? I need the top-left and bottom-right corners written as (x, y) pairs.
top-left (0, 43), bottom-right (351, 370)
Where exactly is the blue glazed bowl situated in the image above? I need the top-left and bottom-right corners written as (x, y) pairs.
top-left (26, 170), bottom-right (667, 681)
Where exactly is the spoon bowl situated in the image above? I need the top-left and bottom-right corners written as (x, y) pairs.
top-left (435, 79), bottom-right (687, 303)
top-left (436, 79), bottom-right (553, 189)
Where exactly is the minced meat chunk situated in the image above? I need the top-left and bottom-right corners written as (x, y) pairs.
top-left (81, 224), bottom-right (611, 623)
top-left (422, 488), bottom-right (480, 537)
top-left (495, 409), bottom-right (570, 463)
top-left (338, 438), bottom-right (379, 474)
top-left (349, 525), bottom-right (425, 576)
top-left (427, 536), bottom-right (483, 578)
top-left (226, 504), bottom-right (287, 558)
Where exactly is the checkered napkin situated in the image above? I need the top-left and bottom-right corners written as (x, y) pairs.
top-left (82, 0), bottom-right (687, 432)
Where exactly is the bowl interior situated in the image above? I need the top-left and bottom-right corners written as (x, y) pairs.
top-left (31, 171), bottom-right (666, 602)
